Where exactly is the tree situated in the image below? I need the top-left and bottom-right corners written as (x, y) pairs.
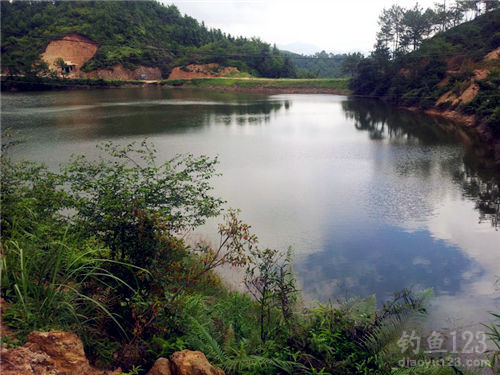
top-left (63, 140), bottom-right (224, 262)
top-left (450, 0), bottom-right (466, 26)
top-left (484, 0), bottom-right (500, 12)
top-left (376, 5), bottom-right (405, 54)
top-left (32, 60), bottom-right (51, 77)
top-left (244, 247), bottom-right (297, 342)
top-left (341, 52), bottom-right (364, 77)
top-left (401, 4), bottom-right (435, 51)
top-left (54, 57), bottom-right (69, 77)
top-left (434, 0), bottom-right (454, 31)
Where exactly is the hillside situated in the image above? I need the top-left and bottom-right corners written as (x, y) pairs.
top-left (0, 0), bottom-right (296, 79)
top-left (282, 50), bottom-right (348, 78)
top-left (350, 9), bottom-right (500, 162)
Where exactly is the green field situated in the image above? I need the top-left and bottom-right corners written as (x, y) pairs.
top-left (162, 77), bottom-right (351, 92)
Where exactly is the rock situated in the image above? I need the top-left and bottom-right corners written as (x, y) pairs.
top-left (0, 330), bottom-right (120, 375)
top-left (170, 350), bottom-right (224, 375)
top-left (146, 358), bottom-right (172, 375)
top-left (1, 346), bottom-right (55, 375)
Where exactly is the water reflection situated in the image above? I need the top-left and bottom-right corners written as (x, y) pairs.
top-left (2, 88), bottom-right (290, 139)
top-left (3, 90), bottom-right (499, 327)
top-left (296, 223), bottom-right (482, 302)
top-left (343, 98), bottom-right (500, 229)
top-left (454, 167), bottom-right (500, 228)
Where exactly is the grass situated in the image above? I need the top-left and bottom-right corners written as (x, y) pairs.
top-left (161, 77), bottom-right (351, 92)
top-left (1, 76), bottom-right (145, 91)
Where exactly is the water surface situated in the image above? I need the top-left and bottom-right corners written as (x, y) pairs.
top-left (2, 87), bottom-right (499, 334)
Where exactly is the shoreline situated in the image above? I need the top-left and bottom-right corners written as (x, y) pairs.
top-left (1, 76), bottom-right (351, 94)
top-left (3, 76), bottom-right (497, 168)
top-left (163, 84), bottom-right (351, 95)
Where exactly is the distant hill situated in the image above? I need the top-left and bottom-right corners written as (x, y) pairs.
top-left (277, 42), bottom-right (322, 55)
top-left (282, 50), bottom-right (348, 78)
top-left (350, 9), bottom-right (500, 160)
top-left (0, 1), bottom-right (296, 79)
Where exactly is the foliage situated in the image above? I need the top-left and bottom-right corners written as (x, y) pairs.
top-left (63, 140), bottom-right (223, 262)
top-left (483, 311), bottom-right (500, 370)
top-left (283, 50), bottom-right (349, 78)
top-left (0, 144), bottom-right (141, 352)
top-left (1, 1), bottom-right (296, 78)
top-left (349, 6), bottom-right (500, 129)
top-left (161, 77), bottom-right (350, 91)
top-left (244, 247), bottom-right (297, 342)
top-left (0, 75), bottom-right (143, 91)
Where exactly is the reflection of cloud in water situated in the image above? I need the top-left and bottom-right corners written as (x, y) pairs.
top-left (295, 223), bottom-right (482, 303)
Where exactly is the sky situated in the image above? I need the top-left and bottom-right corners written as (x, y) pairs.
top-left (163, 0), bottom-right (437, 54)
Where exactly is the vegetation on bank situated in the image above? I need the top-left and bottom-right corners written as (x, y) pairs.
top-left (0, 75), bottom-right (145, 91)
top-left (162, 77), bottom-right (351, 92)
top-left (1, 136), bottom-right (498, 375)
top-left (1, 1), bottom-right (296, 79)
top-left (0, 75), bottom-right (351, 93)
top-left (347, 3), bottom-right (500, 132)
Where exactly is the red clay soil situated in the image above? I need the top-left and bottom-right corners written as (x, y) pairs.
top-left (484, 46), bottom-right (500, 60)
top-left (41, 33), bottom-right (98, 74)
top-left (168, 64), bottom-right (239, 79)
top-left (81, 64), bottom-right (162, 80)
top-left (41, 33), bottom-right (161, 80)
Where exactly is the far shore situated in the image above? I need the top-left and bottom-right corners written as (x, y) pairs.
top-left (1, 76), bottom-right (351, 95)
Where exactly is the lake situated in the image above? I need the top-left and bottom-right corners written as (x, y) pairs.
top-left (2, 87), bottom-right (499, 335)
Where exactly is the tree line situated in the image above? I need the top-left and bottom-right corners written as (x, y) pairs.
top-left (343, 1), bottom-right (499, 126)
top-left (375, 0), bottom-right (499, 56)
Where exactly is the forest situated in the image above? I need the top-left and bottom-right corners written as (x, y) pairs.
top-left (0, 0), bottom-right (296, 78)
top-left (282, 51), bottom-right (349, 78)
top-left (347, 1), bottom-right (500, 130)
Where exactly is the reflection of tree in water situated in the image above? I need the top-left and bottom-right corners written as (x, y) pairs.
top-left (231, 100), bottom-right (290, 125)
top-left (342, 98), bottom-right (500, 229)
top-left (454, 167), bottom-right (500, 229)
top-left (212, 99), bottom-right (290, 126)
top-left (342, 98), bottom-right (459, 144)
top-left (50, 91), bottom-right (291, 138)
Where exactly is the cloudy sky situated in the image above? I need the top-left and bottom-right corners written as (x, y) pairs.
top-left (163, 0), bottom-right (437, 54)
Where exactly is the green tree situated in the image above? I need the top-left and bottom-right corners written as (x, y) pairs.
top-left (341, 52), bottom-right (364, 77)
top-left (401, 4), bottom-right (435, 51)
top-left (63, 140), bottom-right (224, 263)
top-left (376, 5), bottom-right (405, 54)
top-left (434, 0), bottom-right (454, 31)
top-left (54, 57), bottom-right (69, 77)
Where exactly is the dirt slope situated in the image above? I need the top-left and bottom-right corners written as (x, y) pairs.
top-left (41, 33), bottom-right (98, 74)
top-left (168, 64), bottom-right (239, 79)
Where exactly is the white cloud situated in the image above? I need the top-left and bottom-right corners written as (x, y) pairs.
top-left (163, 0), bottom-right (437, 53)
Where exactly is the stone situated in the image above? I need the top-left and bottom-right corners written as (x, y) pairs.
top-left (0, 330), bottom-right (120, 375)
top-left (170, 350), bottom-right (225, 375)
top-left (146, 358), bottom-right (172, 375)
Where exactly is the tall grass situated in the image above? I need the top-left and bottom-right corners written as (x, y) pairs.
top-left (0, 220), bottom-right (142, 342)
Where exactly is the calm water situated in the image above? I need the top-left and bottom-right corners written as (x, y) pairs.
top-left (2, 87), bottom-right (499, 333)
